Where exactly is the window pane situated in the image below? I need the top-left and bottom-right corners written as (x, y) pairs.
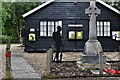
top-left (55, 22), bottom-right (58, 32)
top-left (97, 21), bottom-right (100, 36)
top-left (40, 32), bottom-right (45, 36)
top-left (97, 21), bottom-right (99, 26)
top-left (108, 31), bottom-right (110, 36)
top-left (40, 21), bottom-right (47, 36)
top-left (97, 31), bottom-right (99, 36)
top-left (104, 22), bottom-right (107, 36)
top-left (97, 21), bottom-right (99, 31)
top-left (48, 21), bottom-right (54, 36)
top-left (108, 22), bottom-right (110, 36)
top-left (100, 21), bottom-right (103, 36)
top-left (104, 31), bottom-right (107, 36)
top-left (44, 21), bottom-right (46, 25)
top-left (55, 21), bottom-right (62, 34)
top-left (100, 31), bottom-right (103, 36)
top-left (107, 22), bottom-right (110, 26)
top-left (104, 21), bottom-right (110, 36)
top-left (58, 21), bottom-right (62, 26)
top-left (108, 26), bottom-right (110, 31)
top-left (104, 22), bottom-right (107, 31)
top-left (69, 31), bottom-right (75, 39)
top-left (104, 26), bottom-right (107, 32)
top-left (107, 22), bottom-right (110, 31)
top-left (104, 22), bottom-right (107, 26)
top-left (97, 26), bottom-right (99, 32)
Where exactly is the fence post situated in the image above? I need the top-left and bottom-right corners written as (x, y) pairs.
top-left (46, 47), bottom-right (53, 75)
top-left (51, 45), bottom-right (54, 62)
top-left (5, 41), bottom-right (11, 79)
top-left (99, 51), bottom-right (103, 75)
top-left (118, 46), bottom-right (120, 70)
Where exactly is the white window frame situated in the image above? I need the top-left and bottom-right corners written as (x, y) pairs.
top-left (40, 21), bottom-right (62, 37)
top-left (97, 21), bottom-right (110, 37)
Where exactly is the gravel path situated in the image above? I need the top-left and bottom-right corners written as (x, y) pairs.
top-left (23, 52), bottom-right (81, 77)
top-left (23, 51), bottom-right (120, 79)
top-left (23, 52), bottom-right (47, 77)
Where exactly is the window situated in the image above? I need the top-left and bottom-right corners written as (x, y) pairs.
top-left (40, 21), bottom-right (47, 36)
top-left (40, 21), bottom-right (62, 37)
top-left (68, 31), bottom-right (83, 40)
top-left (97, 21), bottom-right (110, 36)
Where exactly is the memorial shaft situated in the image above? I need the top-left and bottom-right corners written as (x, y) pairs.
top-left (85, 1), bottom-right (100, 41)
top-left (89, 13), bottom-right (97, 40)
top-left (83, 0), bottom-right (102, 55)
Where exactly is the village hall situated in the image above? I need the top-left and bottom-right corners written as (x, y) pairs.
top-left (22, 0), bottom-right (120, 52)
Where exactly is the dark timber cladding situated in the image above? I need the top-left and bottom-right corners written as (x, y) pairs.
top-left (22, 0), bottom-right (120, 52)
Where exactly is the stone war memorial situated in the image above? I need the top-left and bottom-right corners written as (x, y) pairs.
top-left (77, 0), bottom-right (106, 70)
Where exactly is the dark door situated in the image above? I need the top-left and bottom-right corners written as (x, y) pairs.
top-left (67, 19), bottom-right (89, 51)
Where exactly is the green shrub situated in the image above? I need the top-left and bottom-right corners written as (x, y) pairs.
top-left (0, 35), bottom-right (11, 40)
top-left (0, 35), bottom-right (20, 43)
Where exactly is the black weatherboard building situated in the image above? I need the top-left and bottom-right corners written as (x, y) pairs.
top-left (22, 0), bottom-right (120, 52)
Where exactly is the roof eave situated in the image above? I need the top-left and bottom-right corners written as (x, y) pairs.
top-left (22, 0), bottom-right (55, 18)
top-left (22, 0), bottom-right (120, 18)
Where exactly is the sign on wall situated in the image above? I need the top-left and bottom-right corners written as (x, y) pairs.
top-left (112, 31), bottom-right (120, 41)
top-left (68, 31), bottom-right (83, 40)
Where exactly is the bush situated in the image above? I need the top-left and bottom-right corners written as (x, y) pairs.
top-left (0, 35), bottom-right (11, 40)
top-left (0, 35), bottom-right (20, 43)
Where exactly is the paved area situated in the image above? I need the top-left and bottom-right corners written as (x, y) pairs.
top-left (0, 44), bottom-right (6, 79)
top-left (11, 44), bottom-right (41, 79)
top-left (0, 45), bottom-right (3, 79)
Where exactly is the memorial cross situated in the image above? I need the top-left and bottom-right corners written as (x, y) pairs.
top-left (85, 0), bottom-right (100, 41)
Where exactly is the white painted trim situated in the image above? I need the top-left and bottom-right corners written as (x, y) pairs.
top-left (96, 0), bottom-right (120, 14)
top-left (22, 0), bottom-right (120, 18)
top-left (68, 24), bottom-right (83, 27)
top-left (22, 0), bottom-right (55, 17)
top-left (55, 0), bottom-right (90, 2)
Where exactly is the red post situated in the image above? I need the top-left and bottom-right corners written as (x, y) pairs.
top-left (5, 43), bottom-right (11, 79)
top-left (6, 50), bottom-right (11, 68)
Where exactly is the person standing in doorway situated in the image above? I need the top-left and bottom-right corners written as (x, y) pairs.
top-left (53, 26), bottom-right (62, 62)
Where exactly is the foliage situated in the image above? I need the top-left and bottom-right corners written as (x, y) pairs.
top-left (2, 2), bottom-right (42, 41)
top-left (0, 35), bottom-right (11, 40)
top-left (107, 1), bottom-right (120, 11)
top-left (112, 2), bottom-right (120, 11)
